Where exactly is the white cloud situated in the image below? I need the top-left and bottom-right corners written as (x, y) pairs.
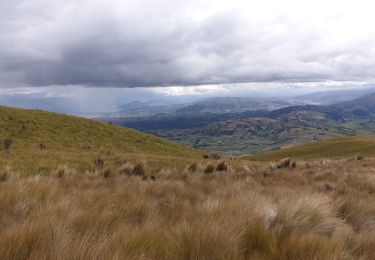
top-left (151, 85), bottom-right (229, 96)
top-left (1, 0), bottom-right (375, 88)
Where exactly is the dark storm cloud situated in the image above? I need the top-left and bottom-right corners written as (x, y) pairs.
top-left (1, 0), bottom-right (375, 88)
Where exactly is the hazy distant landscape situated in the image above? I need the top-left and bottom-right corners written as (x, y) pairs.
top-left (101, 89), bottom-right (375, 155)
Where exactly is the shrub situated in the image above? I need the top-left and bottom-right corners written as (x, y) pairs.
top-left (204, 164), bottom-right (215, 174)
top-left (187, 162), bottom-right (198, 173)
top-left (2, 138), bottom-right (13, 151)
top-left (216, 161), bottom-right (228, 172)
top-left (39, 143), bottom-right (46, 150)
top-left (132, 163), bottom-right (145, 176)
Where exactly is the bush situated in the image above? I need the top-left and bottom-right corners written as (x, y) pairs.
top-left (204, 164), bottom-right (215, 174)
top-left (132, 163), bottom-right (145, 176)
top-left (216, 161), bottom-right (228, 172)
top-left (2, 138), bottom-right (13, 151)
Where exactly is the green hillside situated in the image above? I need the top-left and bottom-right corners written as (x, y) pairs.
top-left (0, 106), bottom-right (202, 174)
top-left (247, 135), bottom-right (375, 161)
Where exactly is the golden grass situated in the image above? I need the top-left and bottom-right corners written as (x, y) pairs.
top-left (247, 135), bottom-right (375, 161)
top-left (0, 158), bottom-right (374, 259)
top-left (0, 105), bottom-right (202, 174)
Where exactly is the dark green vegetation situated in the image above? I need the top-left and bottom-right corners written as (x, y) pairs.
top-left (0, 106), bottom-right (201, 175)
top-left (109, 92), bottom-right (375, 155)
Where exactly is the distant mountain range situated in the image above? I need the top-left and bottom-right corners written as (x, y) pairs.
top-left (100, 89), bottom-right (375, 155)
top-left (100, 86), bottom-right (375, 118)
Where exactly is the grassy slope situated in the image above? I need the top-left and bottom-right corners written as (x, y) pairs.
top-left (0, 106), bottom-right (202, 174)
top-left (247, 135), bottom-right (375, 161)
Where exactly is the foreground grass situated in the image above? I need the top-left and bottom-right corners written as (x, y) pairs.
top-left (1, 158), bottom-right (375, 259)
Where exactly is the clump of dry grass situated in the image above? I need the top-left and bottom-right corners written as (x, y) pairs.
top-left (0, 171), bottom-right (8, 182)
top-left (204, 164), bottom-right (215, 174)
top-left (0, 157), bottom-right (374, 259)
top-left (216, 161), bottom-right (228, 172)
top-left (94, 157), bottom-right (104, 169)
top-left (187, 162), bottom-right (198, 173)
top-left (118, 163), bottom-right (134, 176)
top-left (53, 165), bottom-right (72, 178)
top-left (132, 163), bottom-right (145, 176)
top-left (101, 167), bottom-right (113, 178)
top-left (277, 157), bottom-right (290, 168)
top-left (2, 138), bottom-right (13, 152)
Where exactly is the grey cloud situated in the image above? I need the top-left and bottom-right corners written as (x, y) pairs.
top-left (1, 0), bottom-right (375, 88)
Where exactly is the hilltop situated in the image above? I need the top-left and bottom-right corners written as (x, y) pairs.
top-left (0, 106), bottom-right (201, 174)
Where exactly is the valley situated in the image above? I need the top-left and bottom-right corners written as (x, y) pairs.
top-left (103, 92), bottom-right (375, 155)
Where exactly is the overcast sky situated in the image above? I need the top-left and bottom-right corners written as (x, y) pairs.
top-left (1, 0), bottom-right (375, 112)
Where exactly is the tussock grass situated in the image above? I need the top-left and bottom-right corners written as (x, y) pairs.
top-left (0, 158), bottom-right (374, 259)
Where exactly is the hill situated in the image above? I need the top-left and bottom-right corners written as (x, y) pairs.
top-left (0, 106), bottom-right (201, 174)
top-left (247, 135), bottom-right (375, 161)
top-left (331, 92), bottom-right (375, 118)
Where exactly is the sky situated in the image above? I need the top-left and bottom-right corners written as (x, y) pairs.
top-left (1, 0), bottom-right (375, 113)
